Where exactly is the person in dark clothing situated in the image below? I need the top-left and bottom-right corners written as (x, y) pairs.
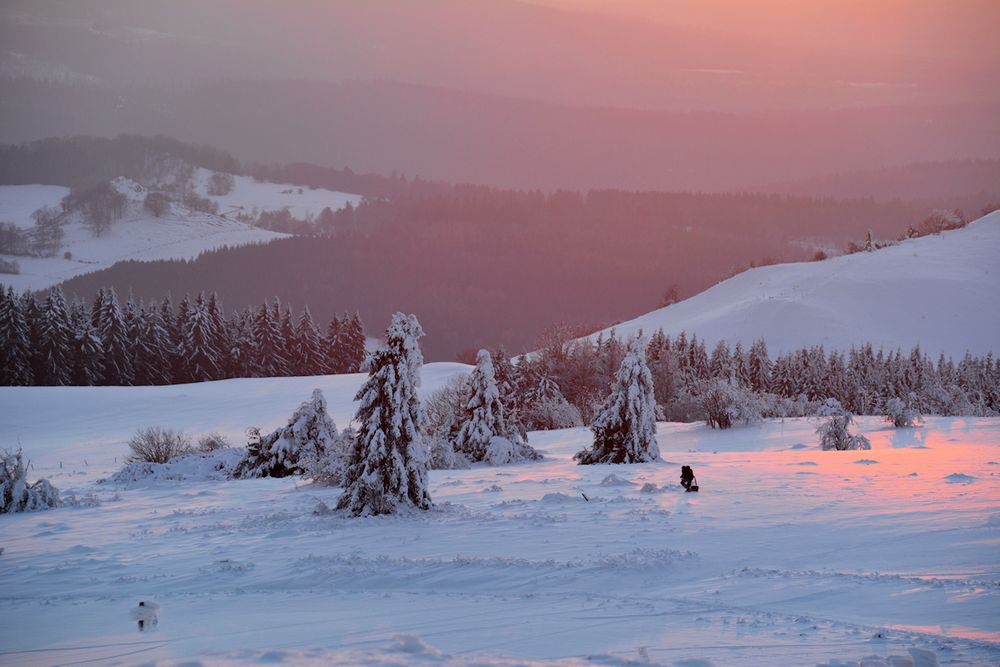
top-left (680, 465), bottom-right (697, 492)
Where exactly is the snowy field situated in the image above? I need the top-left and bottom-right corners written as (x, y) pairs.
top-left (588, 212), bottom-right (1000, 359)
top-left (0, 174), bottom-right (362, 292)
top-left (1, 365), bottom-right (999, 666)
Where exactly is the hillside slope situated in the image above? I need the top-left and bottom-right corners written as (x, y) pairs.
top-left (589, 211), bottom-right (1000, 358)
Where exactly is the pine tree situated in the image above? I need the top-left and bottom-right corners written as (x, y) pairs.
top-left (747, 339), bottom-right (771, 393)
top-left (234, 388), bottom-right (341, 479)
top-left (338, 313), bottom-right (432, 516)
top-left (70, 315), bottom-right (104, 386)
top-left (575, 338), bottom-right (659, 465)
top-left (293, 305), bottom-right (324, 376)
top-left (340, 312), bottom-right (367, 373)
top-left (97, 287), bottom-right (134, 385)
top-left (252, 299), bottom-right (289, 377)
top-left (180, 292), bottom-right (221, 382)
top-left (36, 286), bottom-right (73, 385)
top-left (206, 292), bottom-right (230, 377)
top-left (455, 349), bottom-right (539, 464)
top-left (133, 302), bottom-right (172, 385)
top-left (0, 287), bottom-right (33, 385)
top-left (279, 303), bottom-right (296, 376)
top-left (323, 315), bottom-right (342, 373)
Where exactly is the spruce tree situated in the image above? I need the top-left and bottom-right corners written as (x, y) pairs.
top-left (338, 313), bottom-right (432, 516)
top-left (70, 316), bottom-right (104, 386)
top-left (252, 300), bottom-right (288, 377)
top-left (36, 286), bottom-right (73, 385)
top-left (181, 292), bottom-right (221, 382)
top-left (340, 312), bottom-right (367, 373)
top-left (575, 338), bottom-right (659, 465)
top-left (293, 305), bottom-right (324, 376)
top-left (134, 303), bottom-right (172, 385)
top-left (97, 287), bottom-right (134, 385)
top-left (0, 287), bottom-right (33, 385)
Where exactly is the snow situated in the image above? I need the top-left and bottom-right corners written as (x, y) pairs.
top-left (0, 173), bottom-right (362, 292)
top-left (588, 212), bottom-right (1000, 358)
top-left (190, 168), bottom-right (363, 221)
top-left (1, 366), bottom-right (998, 665)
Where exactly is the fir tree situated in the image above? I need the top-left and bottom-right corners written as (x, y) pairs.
top-left (252, 299), bottom-right (289, 377)
top-left (293, 305), bottom-right (324, 376)
top-left (338, 313), bottom-right (432, 516)
top-left (36, 286), bottom-right (73, 385)
top-left (97, 287), bottom-right (134, 385)
top-left (70, 315), bottom-right (104, 386)
top-left (134, 303), bottom-right (172, 385)
top-left (575, 338), bottom-right (659, 465)
top-left (181, 292), bottom-right (221, 382)
top-left (0, 287), bottom-right (33, 385)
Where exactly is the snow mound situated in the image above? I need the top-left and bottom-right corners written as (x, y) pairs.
top-left (585, 212), bottom-right (1000, 358)
top-left (599, 473), bottom-right (635, 486)
top-left (943, 473), bottom-right (976, 484)
top-left (102, 449), bottom-right (244, 485)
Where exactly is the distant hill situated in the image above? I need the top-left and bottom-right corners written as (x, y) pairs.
top-left (586, 211), bottom-right (1000, 358)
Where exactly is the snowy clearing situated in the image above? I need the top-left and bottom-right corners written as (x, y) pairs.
top-left (0, 173), bottom-right (362, 291)
top-left (588, 211), bottom-right (1000, 359)
top-left (0, 366), bottom-right (998, 666)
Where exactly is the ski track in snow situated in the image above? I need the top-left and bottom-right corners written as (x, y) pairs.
top-left (0, 366), bottom-right (998, 665)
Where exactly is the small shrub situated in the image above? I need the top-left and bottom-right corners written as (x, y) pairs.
top-left (63, 250), bottom-right (73, 260)
top-left (1, 448), bottom-right (59, 514)
top-left (815, 399), bottom-right (871, 451)
top-left (197, 432), bottom-right (232, 452)
top-left (884, 397), bottom-right (920, 428)
top-left (127, 427), bottom-right (193, 464)
top-left (812, 250), bottom-right (827, 261)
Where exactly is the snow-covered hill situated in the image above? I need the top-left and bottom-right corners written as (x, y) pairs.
top-left (0, 368), bottom-right (998, 665)
top-left (589, 211), bottom-right (1000, 358)
top-left (0, 173), bottom-right (362, 292)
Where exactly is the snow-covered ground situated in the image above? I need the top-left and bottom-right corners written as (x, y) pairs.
top-left (1, 365), bottom-right (998, 666)
top-left (588, 211), bottom-right (1000, 359)
top-left (0, 173), bottom-right (362, 292)
top-left (190, 168), bottom-right (362, 221)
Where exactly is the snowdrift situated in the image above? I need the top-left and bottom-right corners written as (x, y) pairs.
top-left (588, 211), bottom-right (1000, 358)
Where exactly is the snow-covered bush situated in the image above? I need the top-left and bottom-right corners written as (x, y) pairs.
top-left (1, 449), bottom-right (59, 514)
top-left (454, 350), bottom-right (541, 465)
top-left (576, 338), bottom-right (660, 465)
top-left (424, 374), bottom-right (470, 469)
top-left (522, 375), bottom-right (583, 431)
top-left (197, 432), bottom-right (232, 452)
top-left (233, 388), bottom-right (341, 479)
top-left (816, 398), bottom-right (871, 451)
top-left (338, 313), bottom-right (433, 515)
top-left (701, 378), bottom-right (763, 429)
top-left (106, 448), bottom-right (243, 485)
top-left (884, 397), bottom-right (920, 428)
top-left (307, 425), bottom-right (354, 486)
top-left (127, 427), bottom-right (193, 464)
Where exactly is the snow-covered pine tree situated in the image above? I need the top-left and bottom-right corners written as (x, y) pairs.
top-left (252, 299), bottom-right (289, 377)
top-left (337, 313), bottom-right (432, 515)
top-left (492, 347), bottom-right (528, 441)
top-left (340, 312), bottom-right (367, 373)
top-left (747, 339), bottom-right (771, 393)
top-left (575, 338), bottom-right (659, 465)
top-left (322, 315), bottom-right (342, 373)
top-left (0, 286), bottom-right (33, 385)
top-left (181, 292), bottom-right (221, 382)
top-left (279, 303), bottom-right (296, 375)
top-left (293, 305), bottom-right (324, 376)
top-left (709, 340), bottom-right (732, 379)
top-left (36, 286), bottom-right (73, 385)
top-left (133, 303), bottom-right (172, 385)
top-left (97, 287), bottom-right (134, 385)
top-left (234, 388), bottom-right (341, 478)
top-left (455, 349), bottom-right (540, 465)
top-left (71, 312), bottom-right (104, 386)
top-left (206, 292), bottom-right (230, 377)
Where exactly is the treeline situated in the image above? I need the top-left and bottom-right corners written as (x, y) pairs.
top-left (248, 162), bottom-right (450, 200)
top-left (55, 188), bottom-right (924, 359)
top-left (512, 330), bottom-right (999, 423)
top-left (0, 285), bottom-right (366, 387)
top-left (0, 135), bottom-right (240, 190)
